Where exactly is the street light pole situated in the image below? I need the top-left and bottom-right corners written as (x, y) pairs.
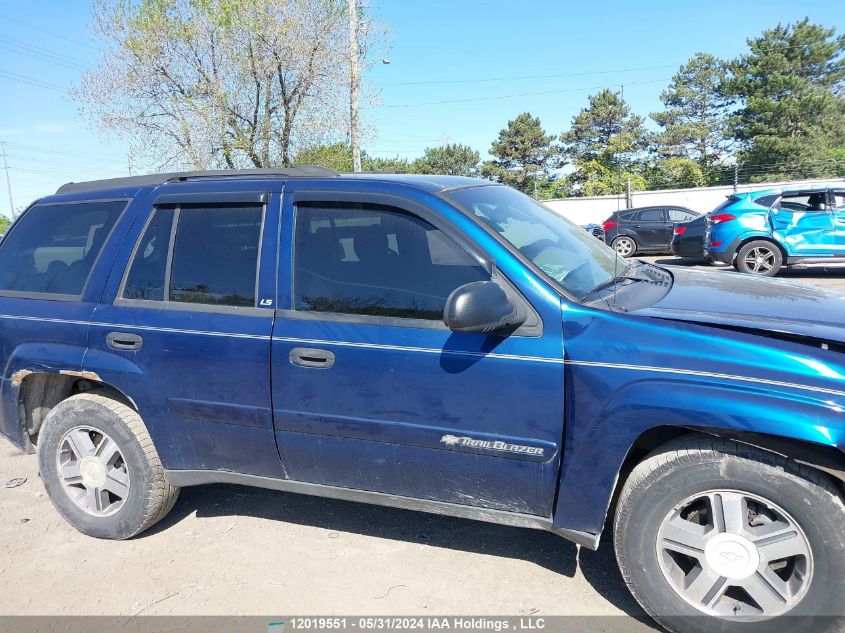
top-left (0, 141), bottom-right (14, 219)
top-left (348, 0), bottom-right (362, 173)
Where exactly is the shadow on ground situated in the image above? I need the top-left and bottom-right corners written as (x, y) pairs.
top-left (146, 483), bottom-right (655, 623)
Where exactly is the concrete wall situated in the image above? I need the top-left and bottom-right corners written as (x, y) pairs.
top-left (542, 177), bottom-right (845, 226)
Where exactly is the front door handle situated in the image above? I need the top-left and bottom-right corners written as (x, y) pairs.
top-left (290, 347), bottom-right (335, 369)
top-left (106, 332), bottom-right (143, 351)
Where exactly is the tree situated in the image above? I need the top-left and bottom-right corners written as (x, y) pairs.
top-left (645, 157), bottom-right (707, 190)
top-left (0, 215), bottom-right (10, 235)
top-left (725, 19), bottom-right (845, 180)
top-left (561, 90), bottom-right (650, 195)
top-left (412, 144), bottom-right (480, 176)
top-left (362, 155), bottom-right (412, 172)
top-left (74, 0), bottom-right (385, 171)
top-left (651, 53), bottom-right (732, 179)
top-left (482, 112), bottom-right (557, 193)
top-left (292, 142), bottom-right (353, 171)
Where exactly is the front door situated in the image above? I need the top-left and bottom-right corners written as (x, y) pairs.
top-left (770, 190), bottom-right (836, 256)
top-left (85, 185), bottom-right (283, 478)
top-left (634, 208), bottom-right (671, 250)
top-left (270, 186), bottom-right (565, 517)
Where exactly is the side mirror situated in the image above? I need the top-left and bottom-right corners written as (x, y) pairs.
top-left (443, 281), bottom-right (526, 334)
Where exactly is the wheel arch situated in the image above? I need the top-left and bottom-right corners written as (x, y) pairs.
top-left (735, 235), bottom-right (789, 262)
top-left (15, 371), bottom-right (138, 450)
top-left (604, 425), bottom-right (845, 532)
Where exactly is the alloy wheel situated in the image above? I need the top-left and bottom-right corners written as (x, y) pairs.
top-left (55, 426), bottom-right (131, 517)
top-left (743, 247), bottom-right (776, 274)
top-left (656, 490), bottom-right (812, 618)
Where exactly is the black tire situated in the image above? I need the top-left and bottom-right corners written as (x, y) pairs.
top-left (612, 235), bottom-right (638, 257)
top-left (37, 391), bottom-right (179, 539)
top-left (734, 240), bottom-right (783, 276)
top-left (614, 436), bottom-right (844, 633)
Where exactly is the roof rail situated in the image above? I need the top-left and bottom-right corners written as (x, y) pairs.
top-left (55, 166), bottom-right (339, 195)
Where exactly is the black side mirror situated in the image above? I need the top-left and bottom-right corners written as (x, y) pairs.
top-left (443, 281), bottom-right (526, 334)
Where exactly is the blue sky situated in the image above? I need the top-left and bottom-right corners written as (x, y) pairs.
top-left (1, 0), bottom-right (843, 214)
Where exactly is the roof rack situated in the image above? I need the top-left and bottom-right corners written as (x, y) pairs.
top-left (55, 166), bottom-right (339, 195)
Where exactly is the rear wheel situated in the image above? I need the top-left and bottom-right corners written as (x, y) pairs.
top-left (37, 391), bottom-right (179, 539)
top-left (735, 240), bottom-right (783, 276)
top-left (614, 437), bottom-right (844, 633)
top-left (612, 236), bottom-right (637, 257)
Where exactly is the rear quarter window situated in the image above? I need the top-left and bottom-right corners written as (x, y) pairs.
top-left (0, 200), bottom-right (126, 297)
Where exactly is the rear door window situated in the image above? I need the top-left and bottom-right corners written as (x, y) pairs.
top-left (121, 204), bottom-right (264, 307)
top-left (668, 209), bottom-right (696, 222)
top-left (0, 200), bottom-right (126, 297)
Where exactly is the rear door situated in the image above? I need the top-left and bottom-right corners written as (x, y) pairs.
top-left (84, 184), bottom-right (284, 478)
top-left (770, 190), bottom-right (835, 256)
top-left (633, 208), bottom-right (670, 249)
top-left (270, 184), bottom-right (565, 516)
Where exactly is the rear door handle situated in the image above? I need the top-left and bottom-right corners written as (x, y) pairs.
top-left (106, 332), bottom-right (143, 351)
top-left (290, 347), bottom-right (335, 369)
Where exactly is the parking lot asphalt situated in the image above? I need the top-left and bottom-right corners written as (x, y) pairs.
top-left (0, 260), bottom-right (841, 621)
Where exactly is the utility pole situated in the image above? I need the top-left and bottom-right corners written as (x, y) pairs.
top-left (348, 0), bottom-right (361, 173)
top-left (0, 141), bottom-right (14, 219)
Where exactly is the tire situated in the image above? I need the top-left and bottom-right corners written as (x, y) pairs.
top-left (614, 436), bottom-right (844, 633)
top-left (612, 236), bottom-right (637, 257)
top-left (734, 240), bottom-right (783, 276)
top-left (37, 391), bottom-right (179, 539)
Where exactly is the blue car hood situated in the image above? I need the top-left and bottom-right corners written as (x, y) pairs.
top-left (631, 267), bottom-right (845, 345)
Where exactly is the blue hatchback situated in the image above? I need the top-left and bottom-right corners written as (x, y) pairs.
top-left (705, 186), bottom-right (845, 275)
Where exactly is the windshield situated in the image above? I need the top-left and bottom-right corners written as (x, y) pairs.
top-left (446, 185), bottom-right (625, 299)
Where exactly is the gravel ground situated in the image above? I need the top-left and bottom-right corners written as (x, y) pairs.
top-left (0, 260), bottom-right (841, 621)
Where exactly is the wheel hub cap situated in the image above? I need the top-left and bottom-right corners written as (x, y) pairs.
top-left (79, 456), bottom-right (107, 488)
top-left (56, 425), bottom-right (130, 517)
top-left (704, 533), bottom-right (759, 580)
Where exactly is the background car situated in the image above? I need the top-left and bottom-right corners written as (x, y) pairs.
top-left (602, 206), bottom-right (699, 256)
top-left (670, 215), bottom-right (710, 261)
top-left (581, 223), bottom-right (605, 241)
top-left (706, 186), bottom-right (845, 276)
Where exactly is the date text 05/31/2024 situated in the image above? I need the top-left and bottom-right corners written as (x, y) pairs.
top-left (281, 617), bottom-right (547, 631)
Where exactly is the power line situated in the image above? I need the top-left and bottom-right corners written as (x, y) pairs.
top-left (0, 35), bottom-right (91, 69)
top-left (0, 70), bottom-right (68, 93)
top-left (382, 64), bottom-right (678, 87)
top-left (0, 12), bottom-right (100, 51)
top-left (381, 77), bottom-right (672, 108)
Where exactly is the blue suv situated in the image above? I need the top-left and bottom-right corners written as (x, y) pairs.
top-left (706, 186), bottom-right (845, 275)
top-left (0, 170), bottom-right (843, 633)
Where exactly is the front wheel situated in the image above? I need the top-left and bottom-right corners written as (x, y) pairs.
top-left (735, 240), bottom-right (783, 276)
top-left (614, 437), bottom-right (844, 633)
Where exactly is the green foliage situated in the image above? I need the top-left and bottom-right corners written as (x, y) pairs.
top-left (292, 143), bottom-right (354, 172)
top-left (561, 90), bottom-right (650, 195)
top-left (725, 19), bottom-right (845, 180)
top-left (483, 112), bottom-right (557, 193)
top-left (644, 157), bottom-right (707, 190)
top-left (412, 144), bottom-right (480, 176)
top-left (0, 215), bottom-right (10, 234)
top-left (651, 52), bottom-right (731, 178)
top-left (362, 155), bottom-right (413, 173)
top-left (561, 89), bottom-right (649, 165)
